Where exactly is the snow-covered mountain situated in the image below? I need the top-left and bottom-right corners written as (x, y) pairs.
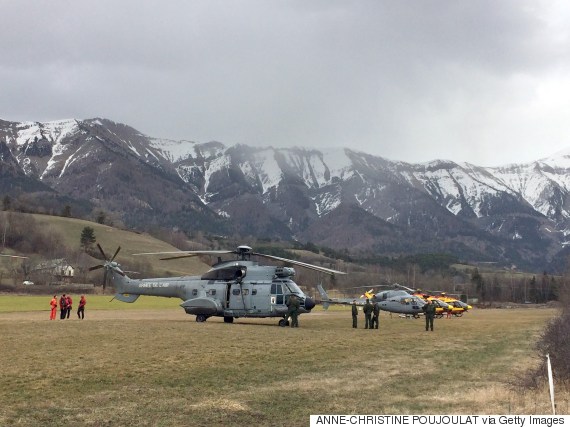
top-left (2, 117), bottom-right (569, 270)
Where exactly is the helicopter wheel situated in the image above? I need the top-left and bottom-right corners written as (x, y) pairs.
top-left (278, 318), bottom-right (290, 327)
top-left (224, 316), bottom-right (234, 323)
top-left (196, 314), bottom-right (207, 322)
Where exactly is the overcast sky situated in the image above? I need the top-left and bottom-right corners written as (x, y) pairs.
top-left (2, 0), bottom-right (570, 166)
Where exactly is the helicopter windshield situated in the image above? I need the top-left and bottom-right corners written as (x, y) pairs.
top-left (282, 280), bottom-right (303, 296)
top-left (413, 297), bottom-right (425, 305)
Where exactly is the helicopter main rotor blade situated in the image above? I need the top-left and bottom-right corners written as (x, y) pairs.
top-left (394, 284), bottom-right (417, 293)
top-left (133, 250), bottom-right (234, 257)
top-left (89, 264), bottom-right (104, 271)
top-left (252, 252), bottom-right (346, 276)
top-left (133, 246), bottom-right (347, 275)
top-left (159, 254), bottom-right (200, 261)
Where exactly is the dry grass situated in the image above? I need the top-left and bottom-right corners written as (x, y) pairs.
top-left (0, 302), bottom-right (567, 426)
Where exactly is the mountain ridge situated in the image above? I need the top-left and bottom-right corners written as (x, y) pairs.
top-left (2, 117), bottom-right (569, 271)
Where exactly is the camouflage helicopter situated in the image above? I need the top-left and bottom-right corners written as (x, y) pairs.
top-left (90, 244), bottom-right (345, 326)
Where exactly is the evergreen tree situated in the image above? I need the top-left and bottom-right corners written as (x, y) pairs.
top-left (471, 268), bottom-right (486, 301)
top-left (80, 226), bottom-right (96, 253)
top-left (96, 210), bottom-right (106, 224)
top-left (61, 205), bottom-right (72, 217)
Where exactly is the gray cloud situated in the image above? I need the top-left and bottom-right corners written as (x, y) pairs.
top-left (2, 0), bottom-right (570, 166)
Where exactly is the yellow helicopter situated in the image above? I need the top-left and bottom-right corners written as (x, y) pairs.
top-left (432, 292), bottom-right (472, 317)
top-left (396, 285), bottom-right (471, 317)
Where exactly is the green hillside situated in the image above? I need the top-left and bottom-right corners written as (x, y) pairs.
top-left (3, 213), bottom-right (211, 278)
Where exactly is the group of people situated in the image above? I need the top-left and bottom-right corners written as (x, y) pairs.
top-left (351, 298), bottom-right (437, 331)
top-left (352, 298), bottom-right (380, 329)
top-left (49, 294), bottom-right (86, 320)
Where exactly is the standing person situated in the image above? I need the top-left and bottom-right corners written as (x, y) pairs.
top-left (351, 300), bottom-right (358, 328)
top-left (285, 294), bottom-right (293, 325)
top-left (423, 299), bottom-right (436, 331)
top-left (372, 298), bottom-right (380, 329)
top-left (65, 295), bottom-right (73, 319)
top-left (50, 295), bottom-right (58, 320)
top-left (363, 298), bottom-right (373, 329)
top-left (59, 294), bottom-right (67, 320)
top-left (289, 295), bottom-right (300, 328)
top-left (77, 295), bottom-right (86, 319)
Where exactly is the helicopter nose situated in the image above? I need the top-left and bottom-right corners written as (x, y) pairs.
top-left (304, 297), bottom-right (316, 311)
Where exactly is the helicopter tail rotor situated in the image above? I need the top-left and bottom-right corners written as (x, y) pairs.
top-left (89, 245), bottom-right (124, 289)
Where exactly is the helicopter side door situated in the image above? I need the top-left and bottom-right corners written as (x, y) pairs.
top-left (228, 283), bottom-right (252, 314)
top-left (249, 282), bottom-right (271, 315)
top-left (270, 282), bottom-right (285, 312)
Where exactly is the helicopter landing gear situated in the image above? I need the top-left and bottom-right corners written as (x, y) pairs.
top-left (278, 318), bottom-right (290, 327)
top-left (224, 316), bottom-right (234, 323)
top-left (196, 314), bottom-right (208, 322)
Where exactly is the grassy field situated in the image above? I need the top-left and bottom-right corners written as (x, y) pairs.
top-left (0, 297), bottom-right (567, 426)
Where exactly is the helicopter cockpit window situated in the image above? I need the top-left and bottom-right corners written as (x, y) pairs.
top-left (192, 289), bottom-right (198, 296)
top-left (243, 289), bottom-right (249, 296)
top-left (252, 289), bottom-right (257, 295)
top-left (201, 266), bottom-right (247, 281)
top-left (283, 281), bottom-right (302, 295)
top-left (232, 289), bottom-right (240, 296)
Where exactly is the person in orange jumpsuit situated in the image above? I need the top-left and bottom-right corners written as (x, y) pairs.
top-left (50, 295), bottom-right (58, 320)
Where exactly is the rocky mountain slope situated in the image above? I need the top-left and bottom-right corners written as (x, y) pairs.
top-left (2, 117), bottom-right (569, 270)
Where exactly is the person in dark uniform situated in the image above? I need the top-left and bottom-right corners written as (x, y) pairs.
top-left (285, 294), bottom-right (293, 326)
top-left (422, 299), bottom-right (436, 331)
top-left (351, 300), bottom-right (358, 328)
top-left (363, 298), bottom-right (373, 329)
top-left (372, 298), bottom-right (380, 329)
top-left (59, 294), bottom-right (67, 320)
top-left (289, 295), bottom-right (300, 328)
top-left (65, 294), bottom-right (72, 319)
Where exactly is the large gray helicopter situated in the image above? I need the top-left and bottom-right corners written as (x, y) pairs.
top-left (317, 284), bottom-right (426, 316)
top-left (90, 244), bottom-right (345, 326)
